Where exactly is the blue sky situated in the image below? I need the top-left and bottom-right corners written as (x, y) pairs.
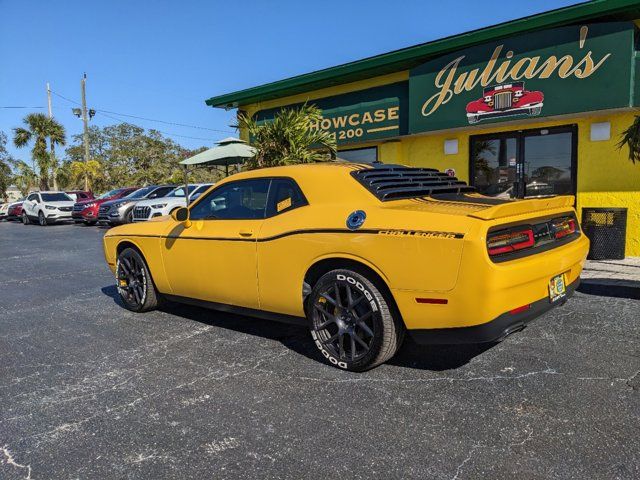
top-left (0, 0), bottom-right (582, 161)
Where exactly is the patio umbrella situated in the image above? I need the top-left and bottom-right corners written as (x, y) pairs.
top-left (179, 138), bottom-right (256, 206)
top-left (180, 137), bottom-right (256, 176)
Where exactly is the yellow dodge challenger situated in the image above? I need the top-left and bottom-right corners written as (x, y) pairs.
top-left (103, 163), bottom-right (589, 371)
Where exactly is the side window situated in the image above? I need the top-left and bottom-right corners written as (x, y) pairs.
top-left (190, 179), bottom-right (271, 220)
top-left (266, 178), bottom-right (308, 217)
top-left (27, 194), bottom-right (37, 202)
top-left (190, 185), bottom-right (210, 201)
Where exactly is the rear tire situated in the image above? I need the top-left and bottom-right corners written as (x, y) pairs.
top-left (307, 269), bottom-right (403, 372)
top-left (116, 248), bottom-right (159, 312)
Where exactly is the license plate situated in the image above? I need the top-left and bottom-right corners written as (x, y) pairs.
top-left (549, 273), bottom-right (567, 302)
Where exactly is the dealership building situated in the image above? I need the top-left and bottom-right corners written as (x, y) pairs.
top-left (206, 0), bottom-right (640, 257)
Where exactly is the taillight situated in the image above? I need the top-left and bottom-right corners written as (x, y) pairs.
top-left (487, 227), bottom-right (535, 256)
top-left (552, 217), bottom-right (577, 239)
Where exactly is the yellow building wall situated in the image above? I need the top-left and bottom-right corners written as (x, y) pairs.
top-left (241, 79), bottom-right (640, 256)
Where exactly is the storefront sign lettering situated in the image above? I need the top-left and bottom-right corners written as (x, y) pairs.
top-left (309, 105), bottom-right (399, 142)
top-left (255, 82), bottom-right (408, 145)
top-left (421, 26), bottom-right (610, 118)
top-left (409, 22), bottom-right (633, 133)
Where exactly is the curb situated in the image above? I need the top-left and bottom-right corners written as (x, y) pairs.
top-left (578, 279), bottom-right (640, 300)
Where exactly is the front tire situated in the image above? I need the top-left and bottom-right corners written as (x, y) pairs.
top-left (38, 211), bottom-right (48, 226)
top-left (116, 248), bottom-right (159, 312)
top-left (307, 269), bottom-right (403, 372)
top-left (22, 212), bottom-right (31, 225)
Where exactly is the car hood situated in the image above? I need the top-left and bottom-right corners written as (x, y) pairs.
top-left (100, 198), bottom-right (138, 208)
top-left (76, 197), bottom-right (113, 206)
top-left (134, 196), bottom-right (185, 208)
top-left (44, 200), bottom-right (75, 208)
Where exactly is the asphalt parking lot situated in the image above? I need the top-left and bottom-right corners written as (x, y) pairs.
top-left (0, 220), bottom-right (638, 479)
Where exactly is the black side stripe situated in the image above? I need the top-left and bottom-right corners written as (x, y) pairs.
top-left (108, 228), bottom-right (465, 242)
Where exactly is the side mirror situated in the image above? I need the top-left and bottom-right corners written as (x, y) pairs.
top-left (171, 207), bottom-right (191, 227)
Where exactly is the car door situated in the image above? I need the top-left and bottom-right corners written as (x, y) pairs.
top-left (256, 178), bottom-right (310, 316)
top-left (160, 178), bottom-right (270, 309)
top-left (23, 193), bottom-right (40, 217)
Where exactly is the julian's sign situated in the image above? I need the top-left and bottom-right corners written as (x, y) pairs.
top-left (409, 22), bottom-right (634, 133)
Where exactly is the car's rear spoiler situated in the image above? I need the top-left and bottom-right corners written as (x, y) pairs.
top-left (467, 195), bottom-right (575, 220)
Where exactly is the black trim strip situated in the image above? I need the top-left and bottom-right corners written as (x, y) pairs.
top-left (108, 227), bottom-right (466, 242)
top-left (163, 294), bottom-right (307, 326)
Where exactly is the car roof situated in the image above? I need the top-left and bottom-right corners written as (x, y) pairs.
top-left (29, 191), bottom-right (71, 194)
top-left (214, 163), bottom-right (377, 205)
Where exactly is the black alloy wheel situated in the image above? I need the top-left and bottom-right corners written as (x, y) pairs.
top-left (116, 248), bottom-right (159, 312)
top-left (308, 269), bottom-right (403, 371)
top-left (38, 211), bottom-right (47, 226)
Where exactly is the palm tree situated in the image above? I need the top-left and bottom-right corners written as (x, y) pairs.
top-left (618, 115), bottom-right (640, 163)
top-left (0, 160), bottom-right (11, 201)
top-left (0, 131), bottom-right (14, 201)
top-left (68, 159), bottom-right (102, 191)
top-left (10, 160), bottom-right (38, 196)
top-left (236, 104), bottom-right (336, 170)
top-left (13, 113), bottom-right (66, 190)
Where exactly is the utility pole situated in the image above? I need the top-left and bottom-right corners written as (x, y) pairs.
top-left (80, 73), bottom-right (90, 191)
top-left (46, 82), bottom-right (58, 190)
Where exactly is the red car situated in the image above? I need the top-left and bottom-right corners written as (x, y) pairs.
top-left (7, 202), bottom-right (23, 221)
top-left (466, 82), bottom-right (543, 124)
top-left (72, 187), bottom-right (138, 225)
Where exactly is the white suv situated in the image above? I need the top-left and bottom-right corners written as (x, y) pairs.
top-left (132, 183), bottom-right (213, 222)
top-left (22, 191), bottom-right (75, 226)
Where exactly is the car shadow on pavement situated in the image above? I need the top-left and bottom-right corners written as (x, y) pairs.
top-left (101, 285), bottom-right (494, 371)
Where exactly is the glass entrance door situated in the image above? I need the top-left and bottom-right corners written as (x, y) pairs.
top-left (471, 125), bottom-right (576, 199)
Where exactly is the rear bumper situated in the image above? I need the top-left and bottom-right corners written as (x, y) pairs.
top-left (391, 231), bottom-right (589, 330)
top-left (408, 278), bottom-right (579, 344)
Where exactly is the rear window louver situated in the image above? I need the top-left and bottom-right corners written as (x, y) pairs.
top-left (351, 165), bottom-right (475, 201)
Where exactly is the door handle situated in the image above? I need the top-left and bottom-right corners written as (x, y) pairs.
top-left (239, 229), bottom-right (253, 237)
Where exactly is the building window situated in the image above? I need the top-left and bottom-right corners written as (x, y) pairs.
top-left (338, 147), bottom-right (378, 163)
top-left (470, 125), bottom-right (576, 199)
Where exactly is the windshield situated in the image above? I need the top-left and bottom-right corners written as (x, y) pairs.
top-left (167, 185), bottom-right (197, 198)
top-left (98, 189), bottom-right (122, 200)
top-left (42, 192), bottom-right (72, 202)
top-left (124, 186), bottom-right (156, 199)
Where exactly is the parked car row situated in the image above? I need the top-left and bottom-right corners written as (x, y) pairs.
top-left (1, 183), bottom-right (213, 227)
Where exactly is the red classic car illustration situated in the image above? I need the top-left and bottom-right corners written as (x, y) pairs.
top-left (466, 82), bottom-right (543, 124)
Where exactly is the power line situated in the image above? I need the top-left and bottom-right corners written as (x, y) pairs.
top-left (51, 90), bottom-right (81, 106)
top-left (96, 108), bottom-right (232, 133)
top-left (95, 110), bottom-right (214, 142)
top-left (1, 106), bottom-right (46, 109)
top-left (51, 89), bottom-right (233, 134)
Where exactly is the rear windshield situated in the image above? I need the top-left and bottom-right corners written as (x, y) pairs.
top-left (351, 166), bottom-right (474, 201)
top-left (42, 193), bottom-right (72, 202)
